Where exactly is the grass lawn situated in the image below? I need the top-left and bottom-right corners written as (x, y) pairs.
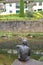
top-left (0, 54), bottom-right (17, 65)
top-left (0, 14), bottom-right (30, 21)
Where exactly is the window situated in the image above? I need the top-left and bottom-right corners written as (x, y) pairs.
top-left (16, 10), bottom-right (20, 14)
top-left (3, 3), bottom-right (6, 5)
top-left (10, 10), bottom-right (12, 13)
top-left (26, 10), bottom-right (28, 12)
top-left (3, 9), bottom-right (6, 12)
top-left (10, 4), bottom-right (12, 7)
top-left (34, 2), bottom-right (36, 6)
top-left (16, 3), bottom-right (20, 8)
top-left (34, 10), bottom-right (36, 11)
top-left (24, 4), bottom-right (27, 8)
top-left (38, 9), bottom-right (42, 11)
top-left (39, 2), bottom-right (42, 6)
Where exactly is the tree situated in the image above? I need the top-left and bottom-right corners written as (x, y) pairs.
top-left (20, 0), bottom-right (24, 17)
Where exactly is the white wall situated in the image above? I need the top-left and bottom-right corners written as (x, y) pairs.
top-left (0, 2), bottom-right (43, 15)
top-left (42, 2), bottom-right (43, 10)
top-left (0, 2), bottom-right (28, 15)
top-left (0, 3), bottom-right (16, 15)
top-left (6, 3), bottom-right (16, 14)
top-left (33, 2), bottom-right (43, 11)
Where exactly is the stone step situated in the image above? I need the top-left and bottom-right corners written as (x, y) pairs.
top-left (11, 59), bottom-right (43, 65)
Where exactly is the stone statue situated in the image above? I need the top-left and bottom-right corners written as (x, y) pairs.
top-left (16, 40), bottom-right (31, 61)
top-left (12, 39), bottom-right (43, 65)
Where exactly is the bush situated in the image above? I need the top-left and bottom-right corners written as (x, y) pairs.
top-left (33, 12), bottom-right (43, 19)
top-left (0, 49), bottom-right (7, 54)
top-left (39, 56), bottom-right (43, 61)
top-left (39, 11), bottom-right (43, 15)
top-left (31, 53), bottom-right (41, 60)
top-left (26, 11), bottom-right (33, 17)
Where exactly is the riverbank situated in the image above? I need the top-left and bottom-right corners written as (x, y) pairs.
top-left (0, 54), bottom-right (17, 65)
top-left (0, 11), bottom-right (43, 21)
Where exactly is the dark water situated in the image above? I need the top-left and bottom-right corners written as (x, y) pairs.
top-left (0, 38), bottom-right (43, 51)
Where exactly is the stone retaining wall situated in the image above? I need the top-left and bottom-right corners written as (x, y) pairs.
top-left (0, 20), bottom-right (43, 32)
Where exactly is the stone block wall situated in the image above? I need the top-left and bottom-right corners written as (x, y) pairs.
top-left (0, 20), bottom-right (43, 32)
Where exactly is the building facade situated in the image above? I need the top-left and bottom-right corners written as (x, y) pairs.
top-left (33, 2), bottom-right (43, 11)
top-left (0, 2), bottom-right (28, 15)
top-left (0, 0), bottom-right (43, 15)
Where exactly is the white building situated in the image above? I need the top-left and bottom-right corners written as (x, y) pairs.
top-left (33, 2), bottom-right (43, 11)
top-left (0, 0), bottom-right (28, 15)
top-left (0, 0), bottom-right (43, 15)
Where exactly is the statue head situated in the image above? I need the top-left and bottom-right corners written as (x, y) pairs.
top-left (22, 38), bottom-right (28, 46)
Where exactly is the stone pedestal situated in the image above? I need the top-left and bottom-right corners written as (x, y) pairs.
top-left (11, 59), bottom-right (43, 65)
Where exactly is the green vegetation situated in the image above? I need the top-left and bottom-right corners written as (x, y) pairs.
top-left (0, 0), bottom-right (3, 1)
top-left (31, 53), bottom-right (41, 60)
top-left (33, 12), bottom-right (43, 18)
top-left (27, 32), bottom-right (43, 39)
top-left (39, 56), bottom-right (43, 61)
top-left (0, 11), bottom-right (43, 21)
top-left (0, 14), bottom-right (28, 21)
top-left (26, 11), bottom-right (43, 18)
top-left (34, 0), bottom-right (43, 2)
top-left (26, 11), bottom-right (33, 17)
top-left (20, 0), bottom-right (24, 17)
top-left (0, 54), bottom-right (17, 65)
top-left (0, 31), bottom-right (13, 37)
top-left (0, 51), bottom-right (42, 65)
top-left (0, 31), bottom-right (43, 64)
top-left (0, 32), bottom-right (43, 50)
top-left (0, 32), bottom-right (43, 39)
top-left (0, 32), bottom-right (43, 38)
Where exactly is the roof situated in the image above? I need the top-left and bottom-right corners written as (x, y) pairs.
top-left (34, 0), bottom-right (43, 2)
top-left (0, 0), bottom-right (34, 3)
top-left (0, 0), bottom-right (43, 3)
top-left (0, 0), bottom-right (19, 3)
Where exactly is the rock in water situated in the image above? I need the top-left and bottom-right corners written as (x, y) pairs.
top-left (11, 59), bottom-right (43, 65)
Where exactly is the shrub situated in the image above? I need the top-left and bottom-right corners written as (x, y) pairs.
top-left (39, 56), bottom-right (43, 61)
top-left (26, 11), bottom-right (33, 17)
top-left (0, 49), bottom-right (7, 54)
top-left (39, 11), bottom-right (43, 15)
top-left (33, 12), bottom-right (43, 19)
top-left (31, 53), bottom-right (41, 60)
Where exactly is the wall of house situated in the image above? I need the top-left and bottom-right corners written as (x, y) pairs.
top-left (0, 20), bottom-right (43, 32)
top-left (0, 2), bottom-right (28, 15)
top-left (0, 3), bottom-right (16, 15)
top-left (33, 2), bottom-right (43, 11)
top-left (0, 2), bottom-right (43, 15)
top-left (0, 3), bottom-right (4, 13)
top-left (6, 3), bottom-right (16, 14)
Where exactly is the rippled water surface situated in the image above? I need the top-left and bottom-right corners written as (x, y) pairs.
top-left (0, 38), bottom-right (43, 50)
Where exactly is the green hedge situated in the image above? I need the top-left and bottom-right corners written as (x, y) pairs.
top-left (26, 12), bottom-right (33, 17)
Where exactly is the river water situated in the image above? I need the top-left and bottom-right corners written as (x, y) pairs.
top-left (0, 37), bottom-right (43, 51)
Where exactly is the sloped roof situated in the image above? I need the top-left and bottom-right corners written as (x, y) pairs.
top-left (0, 0), bottom-right (43, 3)
top-left (34, 0), bottom-right (43, 2)
top-left (0, 0), bottom-right (34, 3)
top-left (0, 0), bottom-right (20, 3)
